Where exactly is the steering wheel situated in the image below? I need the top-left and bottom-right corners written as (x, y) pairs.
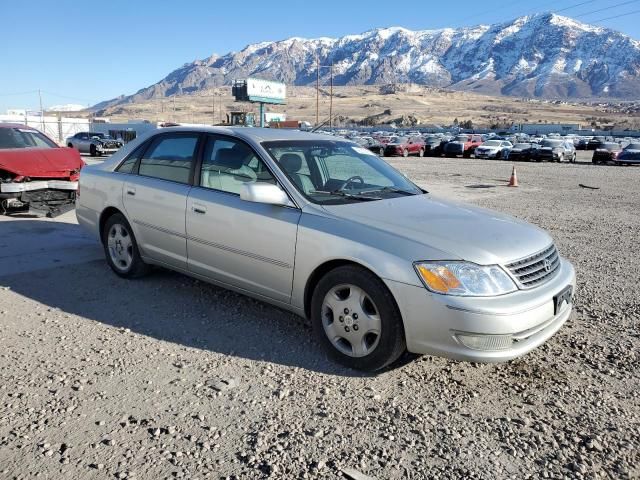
top-left (339, 175), bottom-right (364, 192)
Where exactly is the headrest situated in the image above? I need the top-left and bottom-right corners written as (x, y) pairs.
top-left (214, 148), bottom-right (244, 170)
top-left (279, 153), bottom-right (303, 173)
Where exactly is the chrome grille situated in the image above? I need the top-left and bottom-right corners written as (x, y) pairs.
top-left (505, 244), bottom-right (560, 289)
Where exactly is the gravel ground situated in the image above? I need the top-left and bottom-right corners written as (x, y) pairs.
top-left (0, 153), bottom-right (638, 480)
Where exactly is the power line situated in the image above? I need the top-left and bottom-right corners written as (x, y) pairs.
top-left (591, 7), bottom-right (640, 21)
top-left (0, 90), bottom-right (39, 97)
top-left (554, 0), bottom-right (599, 13)
top-left (575, 0), bottom-right (639, 17)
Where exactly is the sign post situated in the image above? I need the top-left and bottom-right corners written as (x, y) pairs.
top-left (232, 78), bottom-right (286, 128)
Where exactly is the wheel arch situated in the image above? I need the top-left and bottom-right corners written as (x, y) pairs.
top-left (99, 206), bottom-right (125, 242)
top-left (303, 258), bottom-right (399, 320)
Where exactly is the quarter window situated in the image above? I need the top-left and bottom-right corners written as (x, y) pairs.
top-left (138, 134), bottom-right (198, 184)
top-left (200, 136), bottom-right (275, 195)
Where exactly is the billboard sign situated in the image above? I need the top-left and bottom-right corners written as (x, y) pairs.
top-left (246, 78), bottom-right (286, 104)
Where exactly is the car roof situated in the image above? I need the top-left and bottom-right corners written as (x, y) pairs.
top-left (0, 123), bottom-right (38, 131)
top-left (156, 126), bottom-right (344, 143)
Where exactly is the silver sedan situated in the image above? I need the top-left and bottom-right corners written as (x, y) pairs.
top-left (76, 127), bottom-right (576, 371)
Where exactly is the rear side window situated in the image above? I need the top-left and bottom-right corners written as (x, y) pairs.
top-left (116, 144), bottom-right (146, 174)
top-left (138, 134), bottom-right (198, 184)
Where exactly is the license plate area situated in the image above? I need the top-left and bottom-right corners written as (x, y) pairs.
top-left (554, 285), bottom-right (573, 315)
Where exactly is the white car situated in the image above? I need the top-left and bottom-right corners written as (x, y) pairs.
top-left (474, 140), bottom-right (512, 159)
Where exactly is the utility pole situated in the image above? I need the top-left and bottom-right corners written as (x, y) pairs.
top-left (330, 63), bottom-right (334, 128)
top-left (38, 89), bottom-right (44, 131)
top-left (316, 53), bottom-right (319, 126)
top-left (212, 89), bottom-right (215, 125)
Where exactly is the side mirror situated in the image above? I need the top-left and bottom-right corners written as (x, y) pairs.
top-left (240, 183), bottom-right (293, 207)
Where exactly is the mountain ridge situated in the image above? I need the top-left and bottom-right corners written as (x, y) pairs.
top-left (93, 13), bottom-right (640, 110)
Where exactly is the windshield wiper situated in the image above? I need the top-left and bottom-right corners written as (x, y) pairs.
top-left (358, 186), bottom-right (418, 196)
top-left (310, 190), bottom-right (382, 201)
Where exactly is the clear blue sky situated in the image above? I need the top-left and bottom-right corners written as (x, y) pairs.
top-left (1, 0), bottom-right (638, 111)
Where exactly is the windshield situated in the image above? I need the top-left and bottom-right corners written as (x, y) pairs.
top-left (0, 127), bottom-right (57, 149)
top-left (454, 135), bottom-right (468, 142)
top-left (389, 137), bottom-right (407, 144)
top-left (263, 140), bottom-right (423, 205)
top-left (541, 139), bottom-right (563, 148)
top-left (89, 133), bottom-right (112, 139)
top-left (514, 143), bottom-right (532, 149)
top-left (625, 143), bottom-right (640, 150)
top-left (483, 140), bottom-right (502, 147)
top-left (600, 143), bottom-right (620, 151)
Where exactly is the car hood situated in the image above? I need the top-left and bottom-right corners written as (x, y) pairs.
top-left (321, 194), bottom-right (552, 265)
top-left (0, 147), bottom-right (84, 179)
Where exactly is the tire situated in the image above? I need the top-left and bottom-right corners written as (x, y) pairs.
top-left (102, 213), bottom-right (150, 279)
top-left (311, 265), bottom-right (406, 372)
top-left (418, 148), bottom-right (424, 157)
top-left (496, 150), bottom-right (502, 160)
top-left (90, 144), bottom-right (97, 157)
top-left (557, 154), bottom-right (564, 163)
top-left (571, 154), bottom-right (576, 163)
top-left (67, 143), bottom-right (74, 149)
top-left (403, 149), bottom-right (409, 158)
top-left (463, 150), bottom-right (471, 158)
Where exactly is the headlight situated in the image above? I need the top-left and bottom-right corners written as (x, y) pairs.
top-left (414, 261), bottom-right (517, 296)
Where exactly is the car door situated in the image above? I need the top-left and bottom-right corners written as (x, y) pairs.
top-left (122, 132), bottom-right (201, 270)
top-left (185, 134), bottom-right (300, 303)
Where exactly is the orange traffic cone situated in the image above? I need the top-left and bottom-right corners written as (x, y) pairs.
top-left (508, 166), bottom-right (518, 187)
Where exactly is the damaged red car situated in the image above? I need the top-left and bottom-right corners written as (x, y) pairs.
top-left (0, 124), bottom-right (84, 217)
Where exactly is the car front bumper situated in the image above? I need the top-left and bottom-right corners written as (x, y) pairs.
top-left (385, 257), bottom-right (576, 362)
top-left (475, 151), bottom-right (498, 158)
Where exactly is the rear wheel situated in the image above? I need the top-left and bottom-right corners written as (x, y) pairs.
top-left (102, 213), bottom-right (150, 278)
top-left (311, 265), bottom-right (406, 371)
top-left (403, 149), bottom-right (409, 158)
top-left (90, 144), bottom-right (97, 157)
top-left (418, 148), bottom-right (424, 157)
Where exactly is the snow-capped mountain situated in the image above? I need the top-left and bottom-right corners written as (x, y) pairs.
top-left (46, 104), bottom-right (86, 112)
top-left (94, 13), bottom-right (640, 109)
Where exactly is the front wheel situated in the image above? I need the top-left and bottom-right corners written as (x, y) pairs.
top-left (403, 149), bottom-right (409, 158)
top-left (418, 148), bottom-right (424, 157)
top-left (102, 213), bottom-right (150, 278)
top-left (311, 265), bottom-right (406, 371)
top-left (90, 144), bottom-right (97, 157)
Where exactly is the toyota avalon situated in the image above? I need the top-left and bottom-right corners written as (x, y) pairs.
top-left (76, 127), bottom-right (576, 371)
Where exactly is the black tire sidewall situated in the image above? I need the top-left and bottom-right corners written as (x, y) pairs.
top-left (311, 265), bottom-right (406, 371)
top-left (102, 213), bottom-right (148, 278)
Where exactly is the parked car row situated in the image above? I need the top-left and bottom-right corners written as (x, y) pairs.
top-left (321, 129), bottom-right (640, 165)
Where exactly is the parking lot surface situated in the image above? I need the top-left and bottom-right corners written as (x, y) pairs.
top-left (0, 155), bottom-right (638, 479)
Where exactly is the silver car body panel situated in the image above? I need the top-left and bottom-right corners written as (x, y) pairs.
top-left (76, 126), bottom-right (576, 362)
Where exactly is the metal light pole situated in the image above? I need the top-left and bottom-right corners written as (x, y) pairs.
top-left (329, 62), bottom-right (333, 129)
top-left (316, 53), bottom-right (320, 126)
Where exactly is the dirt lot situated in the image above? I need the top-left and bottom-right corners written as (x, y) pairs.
top-left (97, 85), bottom-right (640, 130)
top-left (0, 154), bottom-right (638, 480)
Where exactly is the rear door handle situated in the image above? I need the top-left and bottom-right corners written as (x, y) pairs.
top-left (126, 186), bottom-right (136, 196)
top-left (192, 204), bottom-right (207, 214)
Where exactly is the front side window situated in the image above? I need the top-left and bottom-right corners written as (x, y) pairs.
top-left (138, 134), bottom-right (198, 184)
top-left (263, 140), bottom-right (422, 205)
top-left (200, 136), bottom-right (275, 195)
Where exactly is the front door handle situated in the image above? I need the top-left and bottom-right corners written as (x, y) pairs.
top-left (126, 186), bottom-right (136, 196)
top-left (192, 204), bottom-right (207, 214)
